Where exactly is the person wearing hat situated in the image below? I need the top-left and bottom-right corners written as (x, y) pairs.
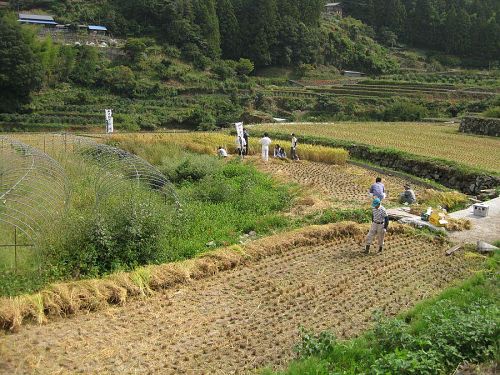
top-left (290, 133), bottom-right (299, 161)
top-left (399, 184), bottom-right (416, 204)
top-left (364, 197), bottom-right (389, 254)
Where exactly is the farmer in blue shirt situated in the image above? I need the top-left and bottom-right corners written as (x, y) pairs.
top-left (364, 198), bottom-right (389, 254)
top-left (369, 177), bottom-right (386, 200)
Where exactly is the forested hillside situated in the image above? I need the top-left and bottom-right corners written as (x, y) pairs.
top-left (342, 0), bottom-right (500, 62)
top-left (1, 0), bottom-right (499, 126)
top-left (9, 0), bottom-right (326, 67)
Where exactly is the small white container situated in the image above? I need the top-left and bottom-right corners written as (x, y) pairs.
top-left (473, 203), bottom-right (489, 217)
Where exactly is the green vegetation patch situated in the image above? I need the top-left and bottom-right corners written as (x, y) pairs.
top-left (0, 140), bottom-right (295, 296)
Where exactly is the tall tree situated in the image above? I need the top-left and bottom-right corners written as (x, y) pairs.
top-left (238, 0), bottom-right (278, 67)
top-left (409, 0), bottom-right (438, 48)
top-left (0, 14), bottom-right (43, 112)
top-left (217, 0), bottom-right (240, 59)
top-left (193, 0), bottom-right (221, 58)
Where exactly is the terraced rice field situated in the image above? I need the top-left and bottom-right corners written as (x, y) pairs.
top-left (0, 224), bottom-right (482, 374)
top-left (253, 122), bottom-right (500, 172)
top-left (258, 159), bottom-right (425, 208)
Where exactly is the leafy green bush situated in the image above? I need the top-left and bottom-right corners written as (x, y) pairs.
top-left (295, 328), bottom-right (337, 358)
top-left (98, 65), bottom-right (136, 96)
top-left (383, 101), bottom-right (428, 121)
top-left (44, 186), bottom-right (171, 277)
top-left (482, 106), bottom-right (500, 118)
top-left (372, 349), bottom-right (445, 375)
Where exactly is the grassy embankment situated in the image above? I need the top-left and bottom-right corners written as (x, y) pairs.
top-left (264, 251), bottom-right (499, 375)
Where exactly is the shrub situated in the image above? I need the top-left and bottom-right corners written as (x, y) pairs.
top-left (235, 58), bottom-right (254, 76)
top-left (173, 158), bottom-right (213, 183)
top-left (372, 349), bottom-right (445, 375)
top-left (482, 106), bottom-right (500, 118)
top-left (98, 66), bottom-right (136, 96)
top-left (44, 189), bottom-right (171, 277)
top-left (212, 60), bottom-right (236, 81)
top-left (383, 101), bottom-right (428, 121)
top-left (295, 328), bottom-right (337, 358)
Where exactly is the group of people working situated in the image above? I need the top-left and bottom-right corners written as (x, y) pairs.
top-left (218, 129), bottom-right (299, 162)
top-left (218, 131), bottom-right (419, 257)
top-left (365, 177), bottom-right (417, 254)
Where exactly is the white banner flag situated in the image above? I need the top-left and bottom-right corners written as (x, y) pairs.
top-left (235, 122), bottom-right (244, 139)
top-left (105, 109), bottom-right (113, 133)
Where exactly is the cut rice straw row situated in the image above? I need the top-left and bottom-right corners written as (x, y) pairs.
top-left (0, 222), bottom-right (427, 332)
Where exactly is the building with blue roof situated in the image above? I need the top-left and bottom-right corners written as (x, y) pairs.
top-left (88, 25), bottom-right (108, 33)
top-left (18, 13), bottom-right (57, 26)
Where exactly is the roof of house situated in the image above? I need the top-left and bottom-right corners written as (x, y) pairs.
top-left (325, 3), bottom-right (342, 7)
top-left (88, 25), bottom-right (108, 31)
top-left (19, 13), bottom-right (55, 21)
top-left (342, 70), bottom-right (366, 75)
top-left (18, 19), bottom-right (58, 25)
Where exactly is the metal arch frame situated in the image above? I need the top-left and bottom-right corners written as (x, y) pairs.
top-left (64, 135), bottom-right (180, 208)
top-left (0, 136), bottom-right (70, 246)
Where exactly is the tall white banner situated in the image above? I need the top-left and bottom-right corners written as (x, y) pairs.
top-left (235, 122), bottom-right (244, 139)
top-left (105, 109), bottom-right (114, 133)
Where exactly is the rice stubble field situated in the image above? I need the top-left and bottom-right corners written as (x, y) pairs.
top-left (0, 223), bottom-right (483, 374)
top-left (253, 122), bottom-right (500, 172)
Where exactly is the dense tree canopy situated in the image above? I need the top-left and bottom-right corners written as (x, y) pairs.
top-left (11, 0), bottom-right (327, 67)
top-left (0, 14), bottom-right (43, 112)
top-left (342, 0), bottom-right (500, 60)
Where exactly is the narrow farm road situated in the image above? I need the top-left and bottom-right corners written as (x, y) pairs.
top-left (0, 229), bottom-right (481, 374)
top-left (449, 197), bottom-right (500, 244)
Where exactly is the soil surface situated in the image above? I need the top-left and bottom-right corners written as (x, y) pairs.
top-left (0, 232), bottom-right (481, 374)
top-left (449, 197), bottom-right (500, 244)
top-left (257, 159), bottom-right (424, 209)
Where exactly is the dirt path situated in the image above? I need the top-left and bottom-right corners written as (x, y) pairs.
top-left (0, 229), bottom-right (481, 374)
top-left (256, 159), bottom-right (425, 209)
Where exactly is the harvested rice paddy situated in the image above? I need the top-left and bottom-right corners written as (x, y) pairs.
top-left (0, 223), bottom-right (482, 374)
top-left (253, 122), bottom-right (500, 172)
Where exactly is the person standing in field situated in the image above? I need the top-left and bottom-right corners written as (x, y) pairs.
top-left (369, 177), bottom-right (386, 200)
top-left (290, 133), bottom-right (299, 160)
top-left (243, 128), bottom-right (249, 155)
top-left (259, 133), bottom-right (272, 162)
top-left (364, 197), bottom-right (388, 254)
top-left (235, 135), bottom-right (246, 157)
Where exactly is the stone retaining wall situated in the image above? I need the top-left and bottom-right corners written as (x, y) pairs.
top-left (459, 117), bottom-right (500, 137)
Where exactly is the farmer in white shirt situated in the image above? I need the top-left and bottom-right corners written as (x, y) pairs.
top-left (217, 146), bottom-right (228, 158)
top-left (290, 133), bottom-right (299, 160)
top-left (259, 133), bottom-right (272, 162)
top-left (364, 197), bottom-right (388, 254)
top-left (235, 135), bottom-right (246, 156)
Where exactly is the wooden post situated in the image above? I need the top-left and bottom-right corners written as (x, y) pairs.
top-left (14, 227), bottom-right (18, 272)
